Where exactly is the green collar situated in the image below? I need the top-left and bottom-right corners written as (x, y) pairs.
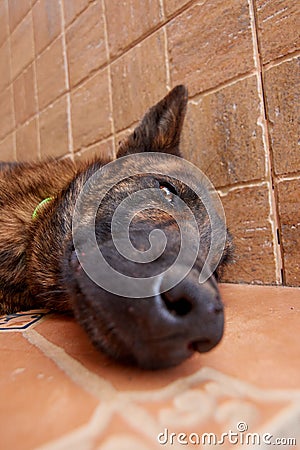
top-left (32, 197), bottom-right (53, 220)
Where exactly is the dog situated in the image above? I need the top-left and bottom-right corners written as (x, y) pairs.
top-left (0, 85), bottom-right (232, 369)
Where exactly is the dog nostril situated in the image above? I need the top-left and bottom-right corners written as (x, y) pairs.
top-left (214, 303), bottom-right (223, 314)
top-left (161, 292), bottom-right (193, 317)
top-left (207, 301), bottom-right (223, 314)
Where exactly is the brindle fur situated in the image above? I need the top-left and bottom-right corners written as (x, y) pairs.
top-left (0, 86), bottom-right (232, 369)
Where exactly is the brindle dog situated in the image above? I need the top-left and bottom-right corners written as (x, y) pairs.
top-left (0, 86), bottom-right (232, 369)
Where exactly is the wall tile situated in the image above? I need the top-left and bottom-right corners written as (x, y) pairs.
top-left (0, 40), bottom-right (11, 92)
top-left (219, 184), bottom-right (277, 284)
top-left (264, 57), bottom-right (300, 175)
top-left (0, 0), bottom-right (9, 47)
top-left (167, 0), bottom-right (254, 96)
top-left (0, 85), bottom-right (14, 140)
top-left (0, 133), bottom-right (15, 161)
top-left (10, 13), bottom-right (34, 79)
top-left (181, 75), bottom-right (266, 188)
top-left (36, 36), bottom-right (67, 110)
top-left (16, 117), bottom-right (39, 161)
top-left (74, 138), bottom-right (115, 164)
top-left (66, 1), bottom-right (106, 88)
top-left (255, 0), bottom-right (300, 64)
top-left (71, 69), bottom-right (111, 151)
top-left (0, 0), bottom-right (298, 287)
top-left (63, 0), bottom-right (91, 27)
top-left (13, 63), bottom-right (37, 126)
top-left (111, 30), bottom-right (167, 131)
top-left (8, 0), bottom-right (31, 32)
top-left (39, 95), bottom-right (69, 158)
top-left (32, 0), bottom-right (61, 55)
top-left (105, 0), bottom-right (162, 57)
top-left (277, 178), bottom-right (300, 286)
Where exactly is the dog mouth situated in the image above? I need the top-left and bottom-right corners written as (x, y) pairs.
top-left (146, 331), bottom-right (214, 353)
top-left (67, 249), bottom-right (223, 369)
top-left (188, 338), bottom-right (216, 353)
top-left (68, 273), bottom-right (195, 369)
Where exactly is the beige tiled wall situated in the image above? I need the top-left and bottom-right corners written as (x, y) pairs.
top-left (0, 0), bottom-right (299, 286)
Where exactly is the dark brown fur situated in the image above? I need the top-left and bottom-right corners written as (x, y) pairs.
top-left (0, 86), bottom-right (232, 369)
top-left (0, 158), bottom-right (88, 313)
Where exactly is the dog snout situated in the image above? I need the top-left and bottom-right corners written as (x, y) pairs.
top-left (158, 271), bottom-right (224, 354)
top-left (69, 250), bottom-right (224, 369)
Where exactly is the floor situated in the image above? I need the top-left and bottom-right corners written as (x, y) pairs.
top-left (1, 284), bottom-right (299, 450)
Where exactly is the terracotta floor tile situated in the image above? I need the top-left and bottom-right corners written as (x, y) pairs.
top-left (0, 333), bottom-right (98, 450)
top-left (34, 284), bottom-right (300, 391)
top-left (92, 397), bottom-right (291, 450)
top-left (35, 314), bottom-right (208, 392)
top-left (202, 284), bottom-right (300, 389)
top-left (0, 284), bottom-right (299, 449)
top-left (94, 414), bottom-right (160, 450)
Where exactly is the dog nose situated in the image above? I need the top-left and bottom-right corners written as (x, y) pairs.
top-left (159, 272), bottom-right (224, 353)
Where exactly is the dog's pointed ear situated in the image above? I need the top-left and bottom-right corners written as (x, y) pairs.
top-left (117, 85), bottom-right (188, 158)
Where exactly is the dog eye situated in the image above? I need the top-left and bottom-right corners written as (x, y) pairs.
top-left (159, 185), bottom-right (174, 202)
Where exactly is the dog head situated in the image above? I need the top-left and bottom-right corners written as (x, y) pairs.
top-left (65, 86), bottom-right (232, 369)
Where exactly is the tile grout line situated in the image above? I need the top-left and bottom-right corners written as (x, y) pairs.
top-left (75, 134), bottom-right (115, 155)
top-left (116, 402), bottom-right (184, 450)
top-left (60, 0), bottom-right (94, 30)
top-left (248, 0), bottom-right (283, 285)
top-left (160, 0), bottom-right (171, 91)
top-left (21, 329), bottom-right (165, 450)
top-left (23, 328), bottom-right (116, 400)
top-left (35, 402), bottom-right (116, 450)
top-left (5, 0), bottom-right (17, 160)
top-left (33, 352), bottom-right (300, 450)
top-left (101, 0), bottom-right (116, 157)
top-left (276, 173), bottom-right (300, 182)
top-left (7, 3), bottom-right (32, 37)
top-left (30, 7), bottom-right (41, 161)
top-left (188, 70), bottom-right (257, 102)
top-left (264, 49), bottom-right (300, 72)
top-left (217, 180), bottom-right (268, 196)
top-left (58, 0), bottom-right (74, 161)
